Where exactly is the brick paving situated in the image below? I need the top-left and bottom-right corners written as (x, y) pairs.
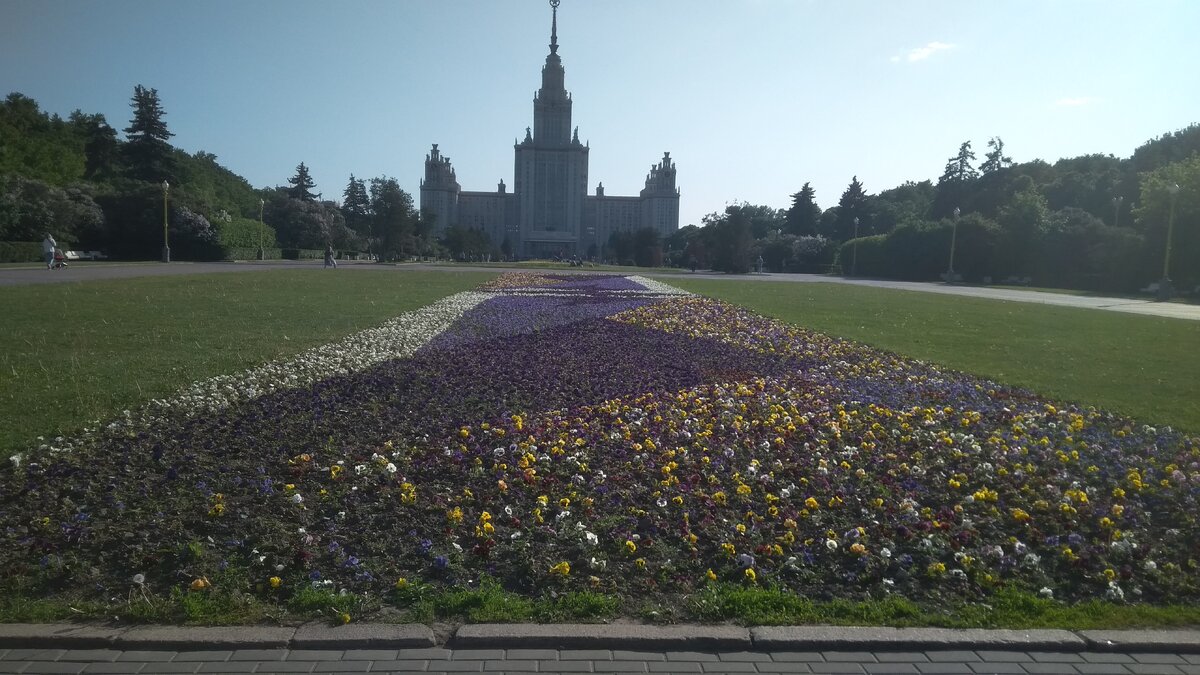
top-left (6, 648), bottom-right (1200, 675)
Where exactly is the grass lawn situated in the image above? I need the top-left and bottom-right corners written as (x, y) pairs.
top-left (669, 278), bottom-right (1200, 433)
top-left (0, 268), bottom-right (497, 453)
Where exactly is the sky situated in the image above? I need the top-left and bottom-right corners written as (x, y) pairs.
top-left (2, 0), bottom-right (1198, 227)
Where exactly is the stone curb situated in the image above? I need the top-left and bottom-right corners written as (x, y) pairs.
top-left (452, 623), bottom-right (753, 650)
top-left (114, 626), bottom-right (296, 649)
top-left (4, 623), bottom-right (1200, 653)
top-left (0, 623), bottom-right (434, 650)
top-left (751, 627), bottom-right (1087, 652)
top-left (292, 623), bottom-right (437, 648)
top-left (1080, 630), bottom-right (1200, 653)
top-left (0, 624), bottom-right (126, 649)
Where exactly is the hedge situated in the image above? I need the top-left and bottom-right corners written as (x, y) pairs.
top-left (0, 241), bottom-right (44, 263)
top-left (280, 248), bottom-right (325, 260)
top-left (222, 247), bottom-right (282, 261)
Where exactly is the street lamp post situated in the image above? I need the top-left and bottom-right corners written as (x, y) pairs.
top-left (161, 180), bottom-right (170, 263)
top-left (1112, 195), bottom-right (1124, 229)
top-left (1158, 183), bottom-right (1181, 300)
top-left (851, 216), bottom-right (859, 276)
top-left (946, 206), bottom-right (961, 283)
top-left (257, 199), bottom-right (265, 260)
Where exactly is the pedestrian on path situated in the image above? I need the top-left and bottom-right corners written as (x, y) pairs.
top-left (42, 233), bottom-right (56, 269)
top-left (324, 244), bottom-right (337, 269)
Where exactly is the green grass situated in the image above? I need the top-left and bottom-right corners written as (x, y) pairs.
top-left (4, 585), bottom-right (1200, 628)
top-left (668, 278), bottom-right (1200, 432)
top-left (0, 268), bottom-right (497, 452)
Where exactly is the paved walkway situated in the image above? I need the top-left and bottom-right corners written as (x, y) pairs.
top-left (4, 625), bottom-right (1200, 675)
top-left (3, 645), bottom-right (1200, 675)
top-left (2, 262), bottom-right (1197, 322)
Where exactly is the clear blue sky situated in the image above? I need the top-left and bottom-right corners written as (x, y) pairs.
top-left (3, 0), bottom-right (1197, 226)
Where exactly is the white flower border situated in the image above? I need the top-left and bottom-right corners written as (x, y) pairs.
top-left (627, 275), bottom-right (692, 296)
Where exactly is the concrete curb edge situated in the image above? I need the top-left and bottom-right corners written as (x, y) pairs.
top-left (3, 623), bottom-right (1200, 653)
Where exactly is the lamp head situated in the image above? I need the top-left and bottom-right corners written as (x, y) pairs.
top-left (953, 207), bottom-right (961, 218)
top-left (1168, 183), bottom-right (1181, 195)
top-left (161, 180), bottom-right (169, 190)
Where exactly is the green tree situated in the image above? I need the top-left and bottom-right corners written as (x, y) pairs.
top-left (979, 137), bottom-right (1013, 175)
top-left (1134, 155), bottom-right (1200, 289)
top-left (68, 111), bottom-right (119, 180)
top-left (122, 85), bottom-right (174, 182)
top-left (341, 175), bottom-right (371, 236)
top-left (704, 206), bottom-right (753, 273)
top-left (287, 162), bottom-right (318, 202)
top-left (833, 176), bottom-right (869, 241)
top-left (932, 140), bottom-right (978, 218)
top-left (869, 180), bottom-right (933, 234)
top-left (996, 186), bottom-right (1050, 275)
top-left (0, 93), bottom-right (86, 185)
top-left (369, 177), bottom-right (418, 258)
top-left (785, 182), bottom-right (821, 236)
top-left (0, 175), bottom-right (104, 245)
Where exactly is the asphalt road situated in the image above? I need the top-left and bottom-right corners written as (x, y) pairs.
top-left (3, 260), bottom-right (1198, 321)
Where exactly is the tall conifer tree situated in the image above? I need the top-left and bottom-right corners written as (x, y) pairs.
top-left (287, 162), bottom-right (318, 202)
top-left (123, 85), bottom-right (174, 181)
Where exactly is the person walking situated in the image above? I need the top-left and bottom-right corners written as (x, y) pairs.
top-left (324, 244), bottom-right (337, 269)
top-left (42, 233), bottom-right (56, 270)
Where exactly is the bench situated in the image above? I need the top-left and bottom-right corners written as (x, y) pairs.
top-left (63, 251), bottom-right (108, 261)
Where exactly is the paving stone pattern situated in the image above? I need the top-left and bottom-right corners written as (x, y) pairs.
top-left (5, 649), bottom-right (1200, 675)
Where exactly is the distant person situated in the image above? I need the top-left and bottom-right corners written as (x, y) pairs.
top-left (42, 233), bottom-right (56, 270)
top-left (689, 256), bottom-right (697, 273)
top-left (324, 245), bottom-right (337, 269)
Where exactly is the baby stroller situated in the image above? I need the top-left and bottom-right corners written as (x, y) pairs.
top-left (52, 248), bottom-right (68, 269)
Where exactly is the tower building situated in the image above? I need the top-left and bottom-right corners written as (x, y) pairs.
top-left (420, 0), bottom-right (679, 258)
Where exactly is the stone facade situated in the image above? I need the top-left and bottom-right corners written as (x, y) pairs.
top-left (420, 2), bottom-right (679, 258)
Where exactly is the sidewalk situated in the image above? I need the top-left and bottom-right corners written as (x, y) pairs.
top-left (4, 624), bottom-right (1200, 674)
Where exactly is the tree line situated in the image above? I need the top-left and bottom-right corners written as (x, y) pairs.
top-left (0, 87), bottom-right (445, 261)
top-left (666, 129), bottom-right (1198, 292)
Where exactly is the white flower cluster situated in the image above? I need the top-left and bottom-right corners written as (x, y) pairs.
top-left (626, 275), bottom-right (692, 296)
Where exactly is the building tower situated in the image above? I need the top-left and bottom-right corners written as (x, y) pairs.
top-left (640, 152), bottom-right (680, 237)
top-left (420, 144), bottom-right (460, 232)
top-left (513, 0), bottom-right (589, 258)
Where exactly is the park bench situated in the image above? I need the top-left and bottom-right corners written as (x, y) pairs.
top-left (64, 250), bottom-right (108, 261)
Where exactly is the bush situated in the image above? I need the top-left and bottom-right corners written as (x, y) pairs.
top-left (837, 216), bottom-right (1001, 282)
top-left (280, 248), bottom-right (325, 260)
top-left (222, 247), bottom-right (282, 261)
top-left (217, 217), bottom-right (277, 250)
top-left (0, 241), bottom-right (43, 263)
top-left (835, 235), bottom-right (888, 276)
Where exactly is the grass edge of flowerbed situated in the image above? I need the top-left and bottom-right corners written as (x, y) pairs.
top-left (4, 581), bottom-right (1200, 629)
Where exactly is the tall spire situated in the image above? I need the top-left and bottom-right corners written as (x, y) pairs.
top-left (549, 0), bottom-right (560, 54)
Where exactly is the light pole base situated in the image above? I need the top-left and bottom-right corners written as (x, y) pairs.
top-left (257, 247), bottom-right (265, 261)
top-left (1156, 277), bottom-right (1174, 302)
top-left (161, 246), bottom-right (171, 263)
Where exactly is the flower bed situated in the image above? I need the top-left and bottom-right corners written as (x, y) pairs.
top-left (2, 273), bottom-right (1198, 617)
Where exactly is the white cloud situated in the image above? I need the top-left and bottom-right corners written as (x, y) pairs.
top-left (893, 41), bottom-right (955, 63)
top-left (1054, 96), bottom-right (1099, 107)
